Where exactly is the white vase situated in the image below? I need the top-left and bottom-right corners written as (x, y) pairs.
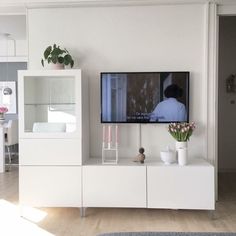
top-left (176, 141), bottom-right (188, 150)
top-left (178, 147), bottom-right (188, 165)
top-left (176, 141), bottom-right (188, 165)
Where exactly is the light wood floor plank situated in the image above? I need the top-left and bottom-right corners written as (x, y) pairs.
top-left (0, 167), bottom-right (236, 236)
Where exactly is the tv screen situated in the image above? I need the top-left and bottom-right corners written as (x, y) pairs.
top-left (101, 72), bottom-right (189, 123)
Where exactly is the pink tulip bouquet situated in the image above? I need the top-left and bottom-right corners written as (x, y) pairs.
top-left (168, 122), bottom-right (196, 142)
top-left (0, 107), bottom-right (8, 114)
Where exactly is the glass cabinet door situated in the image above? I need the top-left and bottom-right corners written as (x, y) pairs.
top-left (24, 76), bottom-right (76, 133)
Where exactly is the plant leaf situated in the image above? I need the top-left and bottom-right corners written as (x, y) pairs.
top-left (70, 60), bottom-right (74, 68)
top-left (41, 59), bottom-right (44, 67)
top-left (64, 54), bottom-right (72, 65)
top-left (51, 47), bottom-right (61, 56)
top-left (51, 55), bottom-right (57, 64)
top-left (44, 46), bottom-right (52, 59)
top-left (64, 54), bottom-right (71, 66)
top-left (58, 56), bottom-right (64, 64)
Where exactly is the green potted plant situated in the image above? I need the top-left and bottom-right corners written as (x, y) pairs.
top-left (41, 44), bottom-right (74, 69)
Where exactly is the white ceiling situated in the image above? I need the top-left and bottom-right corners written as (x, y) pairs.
top-left (0, 15), bottom-right (26, 40)
top-left (0, 0), bottom-right (236, 9)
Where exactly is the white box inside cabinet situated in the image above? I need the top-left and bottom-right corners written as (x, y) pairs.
top-left (83, 165), bottom-right (146, 208)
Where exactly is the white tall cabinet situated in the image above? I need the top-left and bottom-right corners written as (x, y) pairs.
top-left (18, 70), bottom-right (89, 207)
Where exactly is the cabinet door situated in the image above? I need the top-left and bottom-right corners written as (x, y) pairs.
top-left (18, 70), bottom-right (82, 140)
top-left (147, 165), bottom-right (215, 210)
top-left (83, 166), bottom-right (146, 208)
top-left (20, 138), bottom-right (81, 165)
top-left (19, 166), bottom-right (81, 207)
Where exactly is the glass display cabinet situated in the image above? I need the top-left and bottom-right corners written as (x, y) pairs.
top-left (24, 76), bottom-right (76, 133)
top-left (18, 70), bottom-right (83, 139)
top-left (18, 70), bottom-right (89, 207)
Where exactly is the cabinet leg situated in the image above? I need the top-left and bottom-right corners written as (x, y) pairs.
top-left (19, 205), bottom-right (23, 217)
top-left (80, 207), bottom-right (86, 217)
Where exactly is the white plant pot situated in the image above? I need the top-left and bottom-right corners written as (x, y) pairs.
top-left (48, 63), bottom-right (65, 70)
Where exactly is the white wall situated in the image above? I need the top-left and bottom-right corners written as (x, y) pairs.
top-left (0, 15), bottom-right (27, 57)
top-left (218, 16), bottom-right (236, 172)
top-left (28, 3), bottom-right (207, 159)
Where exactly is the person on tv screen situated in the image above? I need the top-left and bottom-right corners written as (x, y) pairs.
top-left (150, 84), bottom-right (187, 122)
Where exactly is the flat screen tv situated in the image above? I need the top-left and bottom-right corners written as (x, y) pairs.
top-left (101, 72), bottom-right (189, 123)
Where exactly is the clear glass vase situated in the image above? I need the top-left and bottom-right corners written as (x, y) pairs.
top-left (0, 113), bottom-right (5, 120)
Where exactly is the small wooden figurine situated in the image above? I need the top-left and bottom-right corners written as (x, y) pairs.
top-left (133, 147), bottom-right (145, 164)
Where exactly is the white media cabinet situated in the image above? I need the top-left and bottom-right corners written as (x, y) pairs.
top-left (18, 70), bottom-right (215, 215)
top-left (83, 158), bottom-right (215, 210)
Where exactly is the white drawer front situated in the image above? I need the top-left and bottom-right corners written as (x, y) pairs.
top-left (147, 165), bottom-right (215, 210)
top-left (20, 138), bottom-right (81, 165)
top-left (19, 166), bottom-right (81, 207)
top-left (83, 166), bottom-right (146, 208)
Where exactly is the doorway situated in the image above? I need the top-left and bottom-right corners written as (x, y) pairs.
top-left (0, 14), bottom-right (27, 168)
top-left (218, 15), bottom-right (236, 200)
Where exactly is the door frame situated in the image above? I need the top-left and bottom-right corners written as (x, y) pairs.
top-left (208, 3), bottom-right (236, 201)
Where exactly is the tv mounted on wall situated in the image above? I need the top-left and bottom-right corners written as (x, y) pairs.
top-left (101, 72), bottom-right (189, 123)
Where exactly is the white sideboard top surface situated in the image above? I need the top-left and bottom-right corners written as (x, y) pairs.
top-left (84, 157), bottom-right (213, 167)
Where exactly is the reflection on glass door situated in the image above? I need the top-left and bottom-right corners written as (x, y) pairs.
top-left (24, 76), bottom-right (76, 133)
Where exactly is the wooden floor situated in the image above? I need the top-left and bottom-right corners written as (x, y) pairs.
top-left (0, 167), bottom-right (236, 236)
